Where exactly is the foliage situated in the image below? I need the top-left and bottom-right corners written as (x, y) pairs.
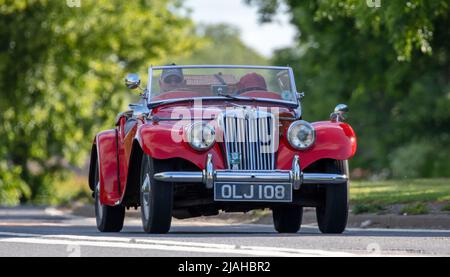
top-left (390, 141), bottom-right (434, 178)
top-left (174, 24), bottom-right (268, 65)
top-left (0, 161), bottom-right (31, 206)
top-left (0, 0), bottom-right (200, 204)
top-left (400, 203), bottom-right (429, 215)
top-left (248, 0), bottom-right (450, 177)
top-left (441, 203), bottom-right (450, 212)
top-left (352, 203), bottom-right (385, 215)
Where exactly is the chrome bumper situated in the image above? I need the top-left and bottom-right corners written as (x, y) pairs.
top-left (153, 154), bottom-right (348, 190)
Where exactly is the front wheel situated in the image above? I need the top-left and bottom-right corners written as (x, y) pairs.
top-left (94, 163), bottom-right (125, 232)
top-left (272, 205), bottom-right (303, 233)
top-left (316, 160), bottom-right (349, 234)
top-left (140, 154), bottom-right (173, 234)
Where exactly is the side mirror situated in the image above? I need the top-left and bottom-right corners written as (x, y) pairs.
top-left (330, 104), bottom-right (349, 122)
top-left (125, 73), bottom-right (141, 89)
top-left (296, 91), bottom-right (305, 101)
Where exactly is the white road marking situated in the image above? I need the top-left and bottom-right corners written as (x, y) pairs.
top-left (247, 224), bottom-right (450, 234)
top-left (0, 231), bottom-right (354, 257)
top-left (343, 226), bottom-right (450, 234)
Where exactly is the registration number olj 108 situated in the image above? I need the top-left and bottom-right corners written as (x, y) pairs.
top-left (214, 183), bottom-right (292, 202)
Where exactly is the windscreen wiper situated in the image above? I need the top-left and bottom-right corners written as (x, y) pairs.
top-left (217, 91), bottom-right (242, 100)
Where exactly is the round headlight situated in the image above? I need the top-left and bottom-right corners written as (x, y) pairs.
top-left (287, 120), bottom-right (316, 150)
top-left (185, 122), bottom-right (216, 151)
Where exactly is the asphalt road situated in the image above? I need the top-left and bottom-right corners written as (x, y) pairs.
top-left (0, 207), bottom-right (449, 257)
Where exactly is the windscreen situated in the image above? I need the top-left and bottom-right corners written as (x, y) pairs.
top-left (149, 66), bottom-right (295, 103)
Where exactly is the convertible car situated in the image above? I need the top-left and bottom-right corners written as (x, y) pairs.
top-left (88, 65), bottom-right (357, 234)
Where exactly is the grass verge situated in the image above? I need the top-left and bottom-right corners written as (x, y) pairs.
top-left (350, 178), bottom-right (450, 206)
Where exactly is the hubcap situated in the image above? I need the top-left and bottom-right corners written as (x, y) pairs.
top-left (141, 172), bottom-right (151, 220)
top-left (96, 181), bottom-right (103, 219)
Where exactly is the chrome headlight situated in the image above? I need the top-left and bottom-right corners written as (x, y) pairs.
top-left (287, 120), bottom-right (316, 150)
top-left (185, 122), bottom-right (216, 151)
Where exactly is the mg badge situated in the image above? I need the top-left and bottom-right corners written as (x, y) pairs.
top-left (230, 152), bottom-right (241, 169)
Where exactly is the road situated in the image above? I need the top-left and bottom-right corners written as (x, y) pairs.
top-left (0, 207), bottom-right (449, 257)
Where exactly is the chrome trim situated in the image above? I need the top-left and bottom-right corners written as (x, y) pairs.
top-left (153, 154), bottom-right (348, 189)
top-left (125, 73), bottom-right (141, 89)
top-left (153, 171), bottom-right (347, 186)
top-left (291, 155), bottom-right (302, 189)
top-left (147, 66), bottom-right (153, 104)
top-left (287, 120), bottom-right (316, 150)
top-left (278, 117), bottom-right (300, 121)
top-left (220, 109), bottom-right (276, 170)
top-left (153, 171), bottom-right (203, 182)
top-left (204, 153), bottom-right (214, 189)
top-left (146, 65), bottom-right (300, 107)
top-left (302, 173), bottom-right (348, 184)
top-left (128, 103), bottom-right (150, 118)
top-left (330, 104), bottom-right (349, 122)
top-left (151, 65), bottom-right (292, 70)
top-left (289, 68), bottom-right (302, 117)
top-left (185, 122), bottom-right (216, 151)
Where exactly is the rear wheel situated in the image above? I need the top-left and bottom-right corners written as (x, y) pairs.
top-left (140, 154), bottom-right (173, 234)
top-left (272, 205), bottom-right (303, 233)
top-left (316, 160), bottom-right (349, 234)
top-left (94, 163), bottom-right (125, 232)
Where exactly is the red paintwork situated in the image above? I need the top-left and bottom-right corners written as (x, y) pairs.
top-left (136, 121), bottom-right (227, 170)
top-left (276, 121), bottom-right (357, 170)
top-left (96, 129), bottom-right (121, 205)
top-left (93, 100), bottom-right (357, 206)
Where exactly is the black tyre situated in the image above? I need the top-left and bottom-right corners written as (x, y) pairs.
top-left (140, 154), bottom-right (173, 234)
top-left (94, 163), bottom-right (125, 232)
top-left (316, 160), bottom-right (349, 234)
top-left (273, 205), bottom-right (303, 233)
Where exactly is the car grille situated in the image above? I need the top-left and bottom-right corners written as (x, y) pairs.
top-left (221, 109), bottom-right (277, 170)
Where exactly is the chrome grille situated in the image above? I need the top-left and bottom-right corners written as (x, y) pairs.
top-left (221, 110), bottom-right (276, 170)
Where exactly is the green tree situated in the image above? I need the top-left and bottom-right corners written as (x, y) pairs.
top-left (0, 0), bottom-right (200, 204)
top-left (174, 23), bottom-right (268, 65)
top-left (248, 0), bottom-right (450, 177)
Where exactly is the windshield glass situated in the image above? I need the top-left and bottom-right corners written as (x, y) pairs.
top-left (149, 66), bottom-right (296, 103)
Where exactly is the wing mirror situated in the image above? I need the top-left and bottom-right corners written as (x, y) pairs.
top-left (125, 73), bottom-right (141, 89)
top-left (330, 104), bottom-right (349, 122)
top-left (296, 91), bottom-right (305, 101)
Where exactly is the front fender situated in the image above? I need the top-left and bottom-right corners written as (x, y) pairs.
top-left (95, 129), bottom-right (121, 206)
top-left (135, 122), bottom-right (226, 170)
top-left (277, 121), bottom-right (357, 170)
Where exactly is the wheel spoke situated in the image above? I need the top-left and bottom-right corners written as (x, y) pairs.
top-left (141, 169), bottom-right (151, 220)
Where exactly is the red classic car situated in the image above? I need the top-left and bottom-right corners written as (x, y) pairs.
top-left (88, 65), bottom-right (357, 234)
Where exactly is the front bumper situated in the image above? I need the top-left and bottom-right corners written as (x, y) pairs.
top-left (153, 154), bottom-right (348, 190)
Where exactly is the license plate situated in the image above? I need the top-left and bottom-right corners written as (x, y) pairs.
top-left (214, 183), bottom-right (292, 202)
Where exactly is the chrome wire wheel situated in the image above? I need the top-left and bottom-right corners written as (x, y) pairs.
top-left (139, 153), bottom-right (173, 234)
top-left (141, 169), bottom-right (151, 221)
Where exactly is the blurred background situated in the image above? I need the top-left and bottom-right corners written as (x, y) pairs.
top-left (0, 0), bottom-right (449, 216)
